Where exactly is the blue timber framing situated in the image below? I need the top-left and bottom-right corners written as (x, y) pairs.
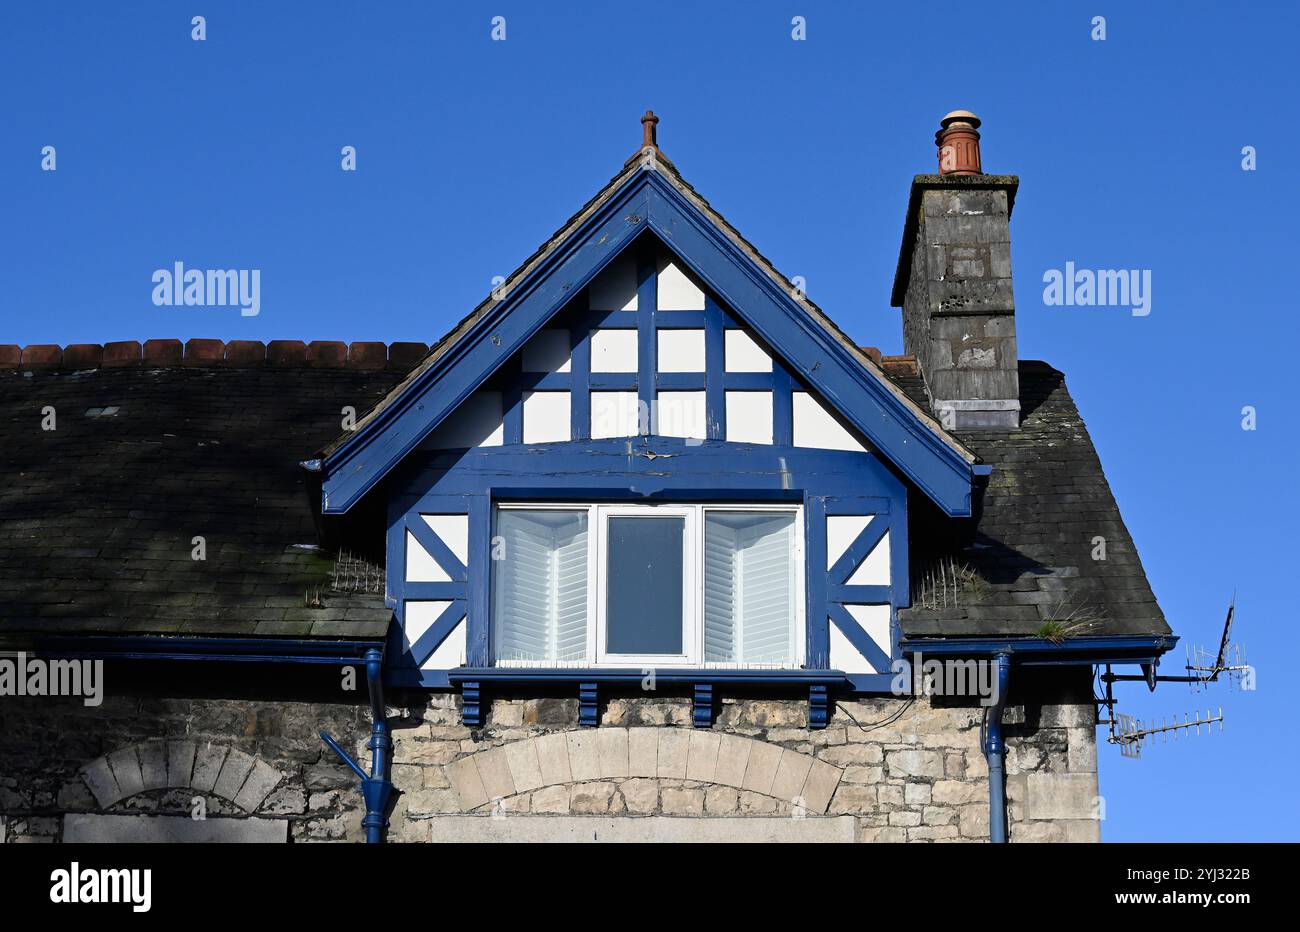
top-left (320, 164), bottom-right (978, 518)
top-left (383, 442), bottom-right (911, 701)
top-left (385, 494), bottom-right (473, 688)
top-left (806, 494), bottom-right (907, 693)
top-left (339, 158), bottom-right (985, 717)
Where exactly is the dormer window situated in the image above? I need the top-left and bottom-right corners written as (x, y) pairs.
top-left (492, 504), bottom-right (804, 668)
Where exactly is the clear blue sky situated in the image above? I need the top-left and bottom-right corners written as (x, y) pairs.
top-left (3, 2), bottom-right (1296, 841)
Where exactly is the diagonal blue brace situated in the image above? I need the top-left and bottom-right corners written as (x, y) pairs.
top-left (320, 647), bottom-right (393, 844)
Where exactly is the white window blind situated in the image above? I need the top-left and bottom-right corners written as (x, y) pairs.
top-left (493, 510), bottom-right (588, 664)
top-left (703, 512), bottom-right (797, 665)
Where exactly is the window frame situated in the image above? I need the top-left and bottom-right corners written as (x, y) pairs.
top-left (594, 504), bottom-right (697, 667)
top-left (492, 501), bottom-right (805, 669)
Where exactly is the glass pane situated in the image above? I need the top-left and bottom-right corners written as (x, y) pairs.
top-left (605, 516), bottom-right (684, 655)
top-left (704, 512), bottom-right (795, 665)
top-left (493, 510), bottom-right (587, 664)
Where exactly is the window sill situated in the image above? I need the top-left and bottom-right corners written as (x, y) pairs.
top-left (446, 667), bottom-right (850, 686)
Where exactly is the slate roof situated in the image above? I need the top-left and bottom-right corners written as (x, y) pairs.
top-left (0, 347), bottom-right (406, 645)
top-left (0, 345), bottom-right (1168, 646)
top-left (895, 361), bottom-right (1169, 639)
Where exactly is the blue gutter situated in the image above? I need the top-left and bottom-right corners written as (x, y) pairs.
top-left (320, 648), bottom-right (393, 844)
top-left (23, 634), bottom-right (386, 665)
top-left (901, 634), bottom-right (1176, 666)
top-left (903, 634), bottom-right (1177, 843)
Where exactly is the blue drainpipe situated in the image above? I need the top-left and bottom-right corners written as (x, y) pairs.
top-left (320, 647), bottom-right (393, 844)
top-left (982, 652), bottom-right (1011, 844)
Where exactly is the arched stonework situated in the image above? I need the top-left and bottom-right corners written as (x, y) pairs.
top-left (443, 728), bottom-right (842, 813)
top-left (79, 740), bottom-right (284, 813)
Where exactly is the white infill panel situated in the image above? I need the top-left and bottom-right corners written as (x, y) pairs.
top-left (655, 392), bottom-right (706, 440)
top-left (793, 392), bottom-right (866, 453)
top-left (523, 391), bottom-right (571, 444)
top-left (829, 620), bottom-right (877, 674)
top-left (725, 391), bottom-right (773, 444)
top-left (420, 514), bottom-right (469, 566)
top-left (844, 604), bottom-right (892, 659)
top-left (423, 617), bottom-right (466, 670)
top-left (403, 600), bottom-right (451, 654)
top-left (657, 255), bottom-right (705, 310)
top-left (591, 391), bottom-right (641, 439)
top-left (657, 329), bottom-right (706, 372)
top-left (588, 257), bottom-right (638, 311)
top-left (425, 391), bottom-right (504, 448)
top-left (522, 329), bottom-right (571, 373)
top-left (406, 530), bottom-right (448, 583)
top-left (826, 515), bottom-right (872, 571)
top-left (847, 531), bottom-right (890, 586)
top-left (590, 330), bottom-right (638, 373)
top-left (724, 330), bottom-right (772, 372)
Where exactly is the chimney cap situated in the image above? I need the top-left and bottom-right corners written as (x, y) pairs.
top-left (940, 110), bottom-right (981, 130)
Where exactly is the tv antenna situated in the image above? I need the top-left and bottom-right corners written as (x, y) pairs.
top-left (1097, 596), bottom-right (1250, 759)
top-left (1184, 597), bottom-right (1251, 691)
top-left (1110, 708), bottom-right (1223, 759)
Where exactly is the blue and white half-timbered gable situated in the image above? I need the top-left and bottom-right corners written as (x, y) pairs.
top-left (319, 136), bottom-right (984, 726)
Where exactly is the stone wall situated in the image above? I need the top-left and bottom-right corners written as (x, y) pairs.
top-left (0, 670), bottom-right (1101, 843)
top-left (385, 681), bottom-right (1100, 843)
top-left (0, 666), bottom-right (374, 843)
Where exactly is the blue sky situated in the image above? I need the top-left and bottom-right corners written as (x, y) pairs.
top-left (3, 2), bottom-right (1296, 841)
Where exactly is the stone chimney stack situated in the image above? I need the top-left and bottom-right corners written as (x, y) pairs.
top-left (891, 110), bottom-right (1020, 430)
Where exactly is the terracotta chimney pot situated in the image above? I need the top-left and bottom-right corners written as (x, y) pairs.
top-left (936, 110), bottom-right (983, 176)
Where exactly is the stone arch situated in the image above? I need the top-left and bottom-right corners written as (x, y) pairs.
top-left (79, 740), bottom-right (284, 813)
top-left (443, 728), bottom-right (842, 814)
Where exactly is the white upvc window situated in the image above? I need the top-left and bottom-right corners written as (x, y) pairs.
top-left (492, 503), bottom-right (804, 669)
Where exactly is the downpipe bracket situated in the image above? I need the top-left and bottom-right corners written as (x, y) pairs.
top-left (320, 647), bottom-right (393, 843)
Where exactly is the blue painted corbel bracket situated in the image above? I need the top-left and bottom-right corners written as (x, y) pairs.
top-left (809, 684), bottom-right (829, 729)
top-left (693, 684), bottom-right (715, 728)
top-left (461, 681), bottom-right (483, 727)
top-left (579, 682), bottom-right (600, 726)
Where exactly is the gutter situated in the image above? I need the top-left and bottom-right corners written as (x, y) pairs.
top-left (901, 634), bottom-right (1177, 666)
top-left (902, 634), bottom-right (1177, 843)
top-left (20, 634), bottom-right (386, 665)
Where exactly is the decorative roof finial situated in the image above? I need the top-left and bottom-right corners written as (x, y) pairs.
top-left (641, 110), bottom-right (660, 149)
